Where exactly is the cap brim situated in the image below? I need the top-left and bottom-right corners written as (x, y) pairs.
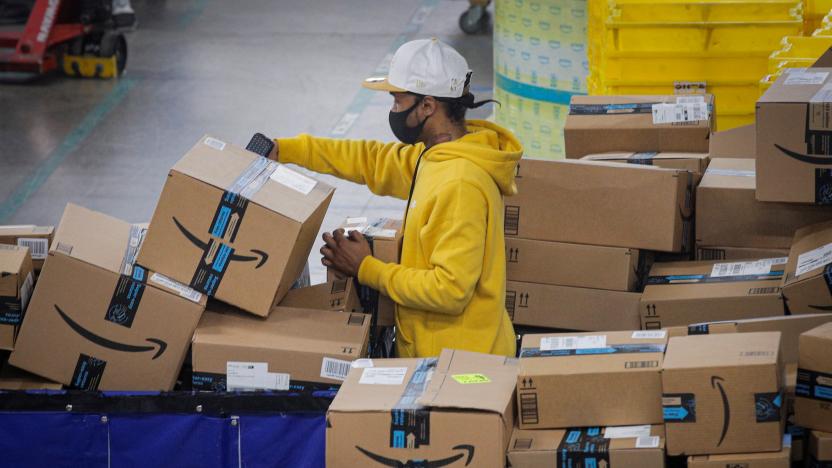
top-left (362, 76), bottom-right (407, 93)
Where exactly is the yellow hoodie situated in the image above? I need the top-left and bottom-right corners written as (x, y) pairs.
top-left (276, 120), bottom-right (522, 358)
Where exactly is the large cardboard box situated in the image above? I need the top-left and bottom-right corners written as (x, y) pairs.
top-left (696, 158), bottom-right (832, 250)
top-left (517, 331), bottom-right (667, 429)
top-left (138, 135), bottom-right (334, 317)
top-left (810, 431), bottom-right (832, 467)
top-left (582, 152), bottom-right (710, 176)
top-left (507, 280), bottom-right (641, 331)
top-left (326, 349), bottom-right (517, 468)
top-left (508, 159), bottom-right (693, 252)
top-left (641, 259), bottom-right (786, 329)
top-left (795, 322), bottom-right (832, 432)
top-left (696, 246), bottom-right (790, 261)
top-left (662, 332), bottom-right (784, 455)
top-left (757, 69), bottom-right (832, 203)
top-left (564, 95), bottom-right (713, 158)
top-left (506, 237), bottom-right (641, 291)
top-left (9, 204), bottom-right (206, 391)
top-left (507, 425), bottom-right (666, 468)
top-left (0, 245), bottom-right (33, 351)
top-left (687, 438), bottom-right (791, 467)
top-left (0, 225), bottom-right (53, 272)
top-left (191, 303), bottom-right (369, 392)
top-left (782, 221), bottom-right (832, 314)
top-left (278, 279), bottom-right (362, 313)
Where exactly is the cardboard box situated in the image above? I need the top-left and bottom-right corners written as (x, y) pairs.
top-left (782, 221), bottom-right (832, 314)
top-left (662, 332), bottom-right (784, 455)
top-left (326, 349), bottom-right (517, 468)
top-left (582, 152), bottom-right (710, 176)
top-left (329, 217), bottom-right (403, 327)
top-left (517, 331), bottom-right (667, 429)
top-left (709, 123), bottom-right (755, 158)
top-left (191, 303), bottom-right (370, 392)
top-left (508, 159), bottom-right (693, 252)
top-left (9, 204), bottom-right (206, 391)
top-left (795, 322), bottom-right (832, 432)
top-left (0, 364), bottom-right (62, 390)
top-left (506, 237), bottom-right (641, 291)
top-left (0, 225), bottom-right (53, 272)
top-left (507, 425), bottom-right (666, 468)
top-left (137, 135), bottom-right (334, 317)
top-left (757, 69), bottom-right (832, 203)
top-left (687, 439), bottom-right (791, 467)
top-left (0, 245), bottom-right (33, 351)
top-left (278, 279), bottom-right (362, 313)
top-left (641, 259), bottom-right (786, 329)
top-left (809, 430), bottom-right (832, 467)
top-left (564, 95), bottom-right (713, 158)
top-left (696, 246), bottom-right (790, 261)
top-left (507, 280), bottom-right (641, 331)
top-left (696, 158), bottom-right (832, 250)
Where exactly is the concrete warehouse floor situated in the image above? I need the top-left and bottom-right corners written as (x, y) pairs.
top-left (0, 0), bottom-right (495, 283)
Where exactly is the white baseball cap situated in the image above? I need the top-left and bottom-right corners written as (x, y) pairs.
top-left (363, 38), bottom-right (472, 99)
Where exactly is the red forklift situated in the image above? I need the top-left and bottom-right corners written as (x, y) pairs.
top-left (0, 0), bottom-right (134, 81)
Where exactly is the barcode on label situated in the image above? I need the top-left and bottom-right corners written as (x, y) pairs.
top-left (652, 102), bottom-right (709, 124)
top-left (504, 206), bottom-right (520, 236)
top-left (749, 287), bottom-right (779, 295)
top-left (149, 273), bottom-right (203, 303)
top-left (541, 335), bottom-right (606, 351)
top-left (711, 257), bottom-right (786, 278)
top-left (204, 137), bottom-right (226, 151)
top-left (17, 238), bottom-right (48, 260)
top-left (625, 361), bottom-right (659, 369)
top-left (321, 357), bottom-right (352, 381)
top-left (635, 436), bottom-right (660, 449)
top-left (740, 351), bottom-right (774, 357)
top-left (20, 272), bottom-right (33, 312)
top-left (331, 279), bottom-right (347, 294)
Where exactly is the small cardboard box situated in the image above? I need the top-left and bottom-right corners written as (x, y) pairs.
top-left (191, 303), bottom-right (370, 392)
top-left (0, 245), bottom-right (33, 351)
top-left (662, 332), bottom-right (784, 456)
top-left (508, 159), bottom-right (693, 252)
top-left (757, 69), bottom-right (832, 203)
top-left (0, 225), bottom-right (53, 272)
top-left (138, 135), bottom-right (334, 317)
top-left (9, 204), bottom-right (206, 391)
top-left (687, 438), bottom-right (791, 468)
top-left (696, 158), bottom-right (832, 250)
top-left (506, 237), bottom-right (641, 291)
top-left (517, 331), bottom-right (667, 429)
top-left (564, 95), bottom-right (713, 158)
top-left (506, 280), bottom-right (641, 331)
top-left (507, 425), bottom-right (666, 468)
top-left (326, 349), bottom-right (517, 468)
top-left (795, 322), bottom-right (832, 432)
top-left (641, 259), bottom-right (786, 329)
top-left (810, 430), bottom-right (832, 467)
top-left (782, 221), bottom-right (832, 314)
top-left (582, 152), bottom-right (710, 176)
top-left (278, 279), bottom-right (362, 313)
top-left (696, 246), bottom-right (790, 262)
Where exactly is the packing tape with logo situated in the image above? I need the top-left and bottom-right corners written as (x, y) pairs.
top-left (755, 392), bottom-right (783, 422)
top-left (556, 427), bottom-right (610, 468)
top-left (70, 353), bottom-right (107, 391)
top-left (627, 152), bottom-right (658, 165)
top-left (390, 358), bottom-right (437, 449)
top-left (568, 102), bottom-right (656, 115)
top-left (104, 224), bottom-right (150, 328)
top-left (646, 269), bottom-right (783, 286)
top-left (796, 368), bottom-right (832, 402)
top-left (0, 294), bottom-right (22, 326)
top-left (519, 343), bottom-right (666, 358)
top-left (662, 393), bottom-right (697, 422)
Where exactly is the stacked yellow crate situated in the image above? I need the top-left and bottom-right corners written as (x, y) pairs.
top-left (805, 0), bottom-right (832, 31)
top-left (588, 0), bottom-right (803, 130)
top-left (759, 21), bottom-right (832, 95)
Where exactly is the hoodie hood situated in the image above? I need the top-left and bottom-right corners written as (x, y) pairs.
top-left (423, 120), bottom-right (523, 196)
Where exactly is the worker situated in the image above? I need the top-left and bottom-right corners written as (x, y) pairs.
top-left (269, 38), bottom-right (523, 358)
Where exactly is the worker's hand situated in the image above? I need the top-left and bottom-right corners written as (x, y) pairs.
top-left (321, 229), bottom-right (372, 278)
top-left (268, 139), bottom-right (279, 161)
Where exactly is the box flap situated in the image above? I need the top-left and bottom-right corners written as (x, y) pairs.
top-left (785, 220), bottom-right (832, 285)
top-left (759, 68), bottom-right (832, 104)
top-left (50, 203), bottom-right (134, 275)
top-left (172, 135), bottom-right (335, 223)
top-left (0, 244), bottom-right (27, 274)
top-left (699, 158), bottom-right (755, 190)
top-left (663, 332), bottom-right (780, 370)
top-left (709, 124), bottom-right (755, 158)
top-left (328, 357), bottom-right (423, 412)
top-left (417, 349), bottom-right (518, 414)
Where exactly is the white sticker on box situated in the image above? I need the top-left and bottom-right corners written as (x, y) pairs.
top-left (149, 273), bottom-right (203, 303)
top-left (635, 436), bottom-right (661, 449)
top-left (16, 238), bottom-right (48, 260)
top-left (704, 168), bottom-right (756, 177)
top-left (796, 242), bottom-right (832, 276)
top-left (540, 335), bottom-right (606, 351)
top-left (711, 257), bottom-right (788, 278)
top-left (784, 71), bottom-right (829, 86)
top-left (676, 95), bottom-right (705, 104)
top-left (270, 165), bottom-right (317, 195)
top-left (19, 271), bottom-right (33, 312)
top-left (351, 358), bottom-right (374, 369)
top-left (604, 425), bottom-right (652, 439)
top-left (346, 217), bottom-right (368, 225)
top-left (368, 229), bottom-right (398, 239)
top-left (321, 357), bottom-right (352, 381)
top-left (226, 362), bottom-right (290, 391)
top-left (632, 331), bottom-right (666, 339)
top-left (203, 137), bottom-right (226, 151)
top-left (0, 225), bottom-right (36, 230)
top-left (651, 102), bottom-right (709, 124)
top-left (359, 367), bottom-right (408, 385)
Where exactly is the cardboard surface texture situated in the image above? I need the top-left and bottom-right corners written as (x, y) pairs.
top-left (709, 124), bottom-right (755, 158)
top-left (138, 135), bottom-right (334, 317)
top-left (564, 95), bottom-right (713, 158)
top-left (662, 332), bottom-right (784, 455)
top-left (687, 439), bottom-right (791, 467)
top-left (810, 430), bottom-right (832, 466)
top-left (0, 364), bottom-right (62, 390)
top-left (278, 279), bottom-right (362, 313)
top-left (582, 152), bottom-right (709, 175)
top-left (517, 331), bottom-right (667, 429)
top-left (0, 225), bottom-right (53, 272)
top-left (326, 349), bottom-right (517, 468)
top-left (9, 204), bottom-right (206, 391)
top-left (795, 322), bottom-right (832, 432)
top-left (783, 221), bottom-right (832, 314)
top-left (508, 159), bottom-right (693, 252)
top-left (0, 245), bottom-right (33, 351)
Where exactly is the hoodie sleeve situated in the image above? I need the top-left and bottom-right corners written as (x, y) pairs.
top-left (357, 180), bottom-right (487, 315)
top-left (275, 134), bottom-right (423, 200)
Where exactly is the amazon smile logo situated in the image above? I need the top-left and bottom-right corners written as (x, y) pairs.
top-left (356, 444), bottom-right (474, 467)
top-left (712, 376), bottom-right (730, 446)
top-left (775, 144), bottom-right (832, 165)
top-left (55, 305), bottom-right (167, 359)
top-left (172, 217), bottom-right (268, 268)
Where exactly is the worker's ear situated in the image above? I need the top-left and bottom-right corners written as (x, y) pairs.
top-left (421, 96), bottom-right (438, 117)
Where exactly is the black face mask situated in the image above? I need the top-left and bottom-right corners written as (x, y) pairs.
top-left (389, 98), bottom-right (428, 144)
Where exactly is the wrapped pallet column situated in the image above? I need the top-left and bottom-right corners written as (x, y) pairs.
top-left (494, 0), bottom-right (589, 159)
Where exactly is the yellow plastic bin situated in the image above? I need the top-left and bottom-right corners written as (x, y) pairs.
top-left (768, 35), bottom-right (832, 72)
top-left (609, 0), bottom-right (801, 23)
top-left (599, 50), bottom-right (769, 83)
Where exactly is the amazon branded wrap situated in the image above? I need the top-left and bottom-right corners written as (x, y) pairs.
top-left (795, 323), bottom-right (832, 433)
top-left (8, 204), bottom-right (206, 391)
top-left (137, 135), bottom-right (334, 317)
